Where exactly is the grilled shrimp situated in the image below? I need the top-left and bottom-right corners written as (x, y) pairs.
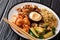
top-left (15, 18), bottom-right (22, 26)
top-left (23, 24), bottom-right (30, 32)
top-left (23, 15), bottom-right (30, 25)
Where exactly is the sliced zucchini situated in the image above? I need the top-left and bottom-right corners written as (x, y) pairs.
top-left (30, 27), bottom-right (39, 37)
top-left (34, 27), bottom-right (45, 33)
top-left (29, 30), bottom-right (36, 37)
top-left (42, 23), bottom-right (49, 28)
top-left (43, 31), bottom-right (53, 39)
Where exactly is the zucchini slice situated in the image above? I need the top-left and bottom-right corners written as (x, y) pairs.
top-left (43, 31), bottom-right (53, 39)
top-left (30, 27), bottom-right (39, 37)
top-left (34, 27), bottom-right (45, 33)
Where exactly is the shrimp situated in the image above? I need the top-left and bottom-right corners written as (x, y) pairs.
top-left (15, 14), bottom-right (23, 26)
top-left (22, 15), bottom-right (30, 32)
top-left (23, 15), bottom-right (30, 25)
top-left (15, 18), bottom-right (22, 26)
top-left (22, 8), bottom-right (30, 13)
top-left (12, 12), bottom-right (30, 32)
top-left (23, 24), bottom-right (30, 32)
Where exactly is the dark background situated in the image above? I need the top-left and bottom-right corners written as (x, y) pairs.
top-left (0, 0), bottom-right (60, 40)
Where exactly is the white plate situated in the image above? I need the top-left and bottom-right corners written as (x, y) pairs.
top-left (8, 2), bottom-right (60, 40)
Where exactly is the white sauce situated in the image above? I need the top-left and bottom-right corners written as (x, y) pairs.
top-left (29, 12), bottom-right (42, 21)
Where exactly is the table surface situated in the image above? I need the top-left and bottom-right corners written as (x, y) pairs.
top-left (0, 0), bottom-right (60, 40)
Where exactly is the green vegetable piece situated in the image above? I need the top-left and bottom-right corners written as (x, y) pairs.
top-left (29, 30), bottom-right (36, 37)
top-left (30, 27), bottom-right (39, 37)
top-left (39, 35), bottom-right (44, 39)
top-left (43, 31), bottom-right (53, 39)
top-left (34, 27), bottom-right (45, 33)
top-left (42, 23), bottom-right (49, 28)
top-left (29, 30), bottom-right (34, 36)
top-left (52, 27), bottom-right (56, 34)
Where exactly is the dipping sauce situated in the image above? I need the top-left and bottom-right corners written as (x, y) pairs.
top-left (29, 12), bottom-right (42, 21)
